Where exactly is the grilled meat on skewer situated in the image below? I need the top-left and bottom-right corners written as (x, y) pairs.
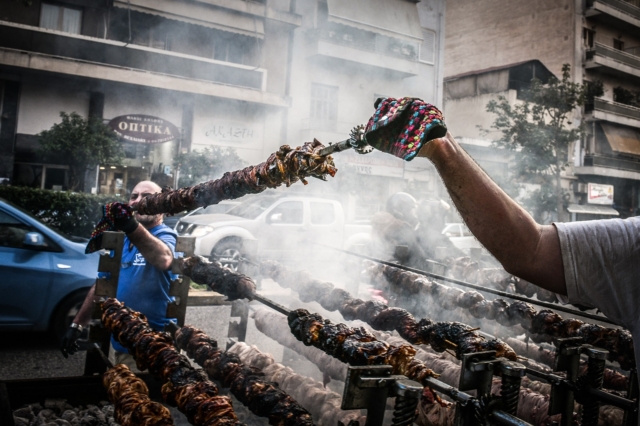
top-left (259, 260), bottom-right (516, 360)
top-left (287, 308), bottom-right (438, 384)
top-left (228, 342), bottom-right (367, 426)
top-left (177, 256), bottom-right (255, 301)
top-left (174, 325), bottom-right (315, 426)
top-left (136, 141), bottom-right (336, 215)
top-left (103, 364), bottom-right (174, 426)
top-left (101, 298), bottom-right (244, 426)
top-left (366, 262), bottom-right (635, 369)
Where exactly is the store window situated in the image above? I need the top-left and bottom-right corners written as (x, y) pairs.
top-left (39, 3), bottom-right (82, 34)
top-left (310, 83), bottom-right (338, 132)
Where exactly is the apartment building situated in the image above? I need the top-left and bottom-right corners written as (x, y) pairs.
top-left (287, 0), bottom-right (446, 218)
top-left (444, 0), bottom-right (640, 221)
top-left (0, 0), bottom-right (300, 193)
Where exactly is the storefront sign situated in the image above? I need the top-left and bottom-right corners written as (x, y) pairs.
top-left (343, 150), bottom-right (404, 178)
top-left (588, 183), bottom-right (614, 205)
top-left (202, 121), bottom-right (260, 146)
top-left (108, 115), bottom-right (180, 144)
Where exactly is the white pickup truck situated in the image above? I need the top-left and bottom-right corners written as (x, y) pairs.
top-left (175, 194), bottom-right (370, 270)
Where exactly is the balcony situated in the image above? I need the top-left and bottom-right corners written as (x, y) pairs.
top-left (0, 21), bottom-right (289, 107)
top-left (585, 0), bottom-right (640, 31)
top-left (586, 97), bottom-right (640, 128)
top-left (585, 43), bottom-right (640, 81)
top-left (304, 26), bottom-right (421, 77)
top-left (575, 154), bottom-right (640, 180)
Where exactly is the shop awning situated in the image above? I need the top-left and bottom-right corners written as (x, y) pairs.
top-left (114, 0), bottom-right (264, 38)
top-left (601, 123), bottom-right (640, 156)
top-left (326, 0), bottom-right (422, 42)
top-left (567, 204), bottom-right (619, 216)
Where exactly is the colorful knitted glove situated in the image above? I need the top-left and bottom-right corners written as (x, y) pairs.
top-left (85, 202), bottom-right (138, 254)
top-left (365, 97), bottom-right (447, 161)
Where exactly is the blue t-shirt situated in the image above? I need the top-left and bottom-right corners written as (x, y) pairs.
top-left (111, 224), bottom-right (177, 353)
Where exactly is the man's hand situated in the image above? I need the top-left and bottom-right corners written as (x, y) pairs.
top-left (60, 326), bottom-right (83, 358)
top-left (108, 202), bottom-right (139, 234)
top-left (365, 97), bottom-right (447, 161)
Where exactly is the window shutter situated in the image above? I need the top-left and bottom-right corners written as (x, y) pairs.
top-left (420, 29), bottom-right (436, 64)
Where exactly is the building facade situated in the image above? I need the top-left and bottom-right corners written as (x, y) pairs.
top-left (0, 0), bottom-right (300, 194)
top-left (444, 0), bottom-right (640, 220)
top-left (286, 0), bottom-right (446, 219)
top-left (0, 0), bottom-right (446, 217)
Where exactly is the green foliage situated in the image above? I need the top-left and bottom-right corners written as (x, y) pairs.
top-left (37, 112), bottom-right (124, 191)
top-left (613, 86), bottom-right (640, 108)
top-left (0, 185), bottom-right (124, 238)
top-left (486, 64), bottom-right (586, 221)
top-left (173, 146), bottom-right (245, 187)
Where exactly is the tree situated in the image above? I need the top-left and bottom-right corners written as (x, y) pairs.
top-left (38, 112), bottom-right (124, 191)
top-left (173, 146), bottom-right (246, 187)
top-left (486, 64), bottom-right (589, 222)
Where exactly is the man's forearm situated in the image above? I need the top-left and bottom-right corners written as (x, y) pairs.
top-left (72, 284), bottom-right (98, 327)
top-left (419, 133), bottom-right (567, 295)
top-left (127, 225), bottom-right (173, 270)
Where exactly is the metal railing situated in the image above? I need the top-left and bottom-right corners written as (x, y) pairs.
top-left (591, 97), bottom-right (640, 121)
top-left (587, 42), bottom-right (640, 70)
top-left (309, 27), bottom-right (420, 62)
top-left (584, 153), bottom-right (640, 172)
top-left (587, 0), bottom-right (640, 20)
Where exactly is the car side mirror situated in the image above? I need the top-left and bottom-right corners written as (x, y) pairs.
top-left (23, 232), bottom-right (45, 247)
top-left (266, 213), bottom-right (283, 224)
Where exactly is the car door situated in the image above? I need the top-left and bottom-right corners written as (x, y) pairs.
top-left (0, 208), bottom-right (54, 328)
top-left (305, 201), bottom-right (343, 250)
top-left (258, 200), bottom-right (304, 260)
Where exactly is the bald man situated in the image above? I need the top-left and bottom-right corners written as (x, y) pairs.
top-left (61, 181), bottom-right (177, 369)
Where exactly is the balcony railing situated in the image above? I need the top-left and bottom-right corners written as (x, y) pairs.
top-left (587, 97), bottom-right (640, 122)
top-left (308, 26), bottom-right (420, 62)
top-left (584, 153), bottom-right (640, 172)
top-left (587, 0), bottom-right (640, 21)
top-left (0, 21), bottom-right (266, 91)
top-left (587, 42), bottom-right (640, 70)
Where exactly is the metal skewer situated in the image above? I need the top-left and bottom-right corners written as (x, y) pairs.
top-left (305, 240), bottom-right (620, 326)
top-left (252, 293), bottom-right (292, 316)
top-left (317, 125), bottom-right (373, 157)
top-left (93, 342), bottom-right (114, 369)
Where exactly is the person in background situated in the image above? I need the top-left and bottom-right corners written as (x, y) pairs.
top-left (365, 97), bottom-right (639, 406)
top-left (370, 192), bottom-right (430, 268)
top-left (60, 181), bottom-right (176, 370)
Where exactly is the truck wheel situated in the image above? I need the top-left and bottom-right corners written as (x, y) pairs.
top-left (211, 240), bottom-right (243, 272)
top-left (52, 290), bottom-right (90, 347)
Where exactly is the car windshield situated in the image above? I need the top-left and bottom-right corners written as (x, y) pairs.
top-left (226, 197), bottom-right (276, 219)
top-left (0, 198), bottom-right (75, 241)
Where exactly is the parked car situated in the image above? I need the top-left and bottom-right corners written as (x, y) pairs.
top-left (175, 195), bottom-right (370, 270)
top-left (0, 198), bottom-right (100, 341)
top-left (441, 222), bottom-right (483, 252)
top-left (164, 201), bottom-right (240, 230)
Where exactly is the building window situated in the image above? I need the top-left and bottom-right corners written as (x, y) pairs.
top-left (39, 3), bottom-right (82, 34)
top-left (583, 28), bottom-right (595, 49)
top-left (613, 39), bottom-right (624, 51)
top-left (419, 29), bottom-right (436, 64)
top-left (310, 83), bottom-right (338, 131)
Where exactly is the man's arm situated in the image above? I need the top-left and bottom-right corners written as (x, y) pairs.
top-left (419, 133), bottom-right (567, 295)
top-left (127, 225), bottom-right (174, 271)
top-left (72, 283), bottom-right (98, 327)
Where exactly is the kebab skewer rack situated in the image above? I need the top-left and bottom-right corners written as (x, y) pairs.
top-left (242, 256), bottom-right (638, 426)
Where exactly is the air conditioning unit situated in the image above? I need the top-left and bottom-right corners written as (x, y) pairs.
top-left (573, 182), bottom-right (588, 194)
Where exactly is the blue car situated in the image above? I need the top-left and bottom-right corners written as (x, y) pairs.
top-left (0, 197), bottom-right (100, 341)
